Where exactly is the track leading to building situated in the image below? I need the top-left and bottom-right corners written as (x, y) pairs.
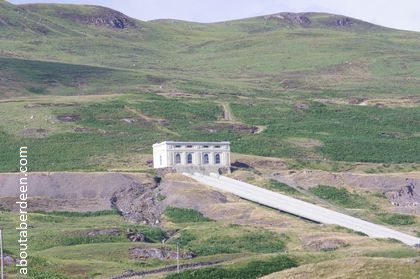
top-left (184, 172), bottom-right (420, 246)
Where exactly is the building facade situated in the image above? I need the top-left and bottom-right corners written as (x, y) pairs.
top-left (153, 141), bottom-right (230, 169)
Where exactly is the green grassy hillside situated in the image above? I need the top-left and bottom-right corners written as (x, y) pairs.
top-left (0, 1), bottom-right (419, 170)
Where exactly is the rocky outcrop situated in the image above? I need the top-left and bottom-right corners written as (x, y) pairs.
top-left (265, 13), bottom-right (311, 27)
top-left (127, 230), bottom-right (152, 242)
top-left (335, 17), bottom-right (353, 27)
top-left (21, 4), bottom-right (136, 29)
top-left (77, 10), bottom-right (134, 29)
top-left (111, 181), bottom-right (163, 224)
top-left (385, 181), bottom-right (420, 212)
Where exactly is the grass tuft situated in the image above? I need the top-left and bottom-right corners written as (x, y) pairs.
top-left (310, 185), bottom-right (365, 208)
top-left (164, 207), bottom-right (212, 223)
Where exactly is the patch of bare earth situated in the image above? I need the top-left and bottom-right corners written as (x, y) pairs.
top-left (231, 153), bottom-right (289, 170)
top-left (56, 114), bottom-right (80, 122)
top-left (0, 172), bottom-right (153, 213)
top-left (302, 234), bottom-right (348, 251)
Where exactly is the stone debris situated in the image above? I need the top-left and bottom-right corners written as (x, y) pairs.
top-left (129, 247), bottom-right (196, 260)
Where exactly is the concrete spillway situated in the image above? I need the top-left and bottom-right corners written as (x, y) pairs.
top-left (184, 172), bottom-right (420, 247)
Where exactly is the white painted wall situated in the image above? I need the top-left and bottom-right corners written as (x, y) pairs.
top-left (152, 141), bottom-right (230, 169)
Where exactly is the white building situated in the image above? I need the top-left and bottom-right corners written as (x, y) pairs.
top-left (153, 141), bottom-right (230, 169)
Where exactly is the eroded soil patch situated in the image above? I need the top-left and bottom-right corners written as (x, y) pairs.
top-left (57, 114), bottom-right (80, 122)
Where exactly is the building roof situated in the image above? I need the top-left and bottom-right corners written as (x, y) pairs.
top-left (153, 141), bottom-right (230, 147)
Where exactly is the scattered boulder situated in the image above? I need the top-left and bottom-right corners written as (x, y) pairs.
top-left (336, 17), bottom-right (353, 27)
top-left (127, 230), bottom-right (152, 242)
top-left (2, 254), bottom-right (17, 266)
top-left (295, 103), bottom-right (310, 110)
top-left (122, 117), bottom-right (136, 124)
top-left (129, 247), bottom-right (196, 260)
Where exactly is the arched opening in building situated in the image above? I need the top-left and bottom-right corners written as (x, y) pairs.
top-left (175, 153), bottom-right (181, 164)
top-left (203, 153), bottom-right (209, 164)
top-left (187, 153), bottom-right (193, 164)
top-left (215, 153), bottom-right (221, 164)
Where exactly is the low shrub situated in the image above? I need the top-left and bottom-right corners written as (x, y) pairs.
top-left (268, 179), bottom-right (299, 194)
top-left (310, 185), bottom-right (365, 208)
top-left (377, 213), bottom-right (416, 226)
top-left (164, 207), bottom-right (212, 223)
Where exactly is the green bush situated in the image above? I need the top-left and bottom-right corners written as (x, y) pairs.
top-left (310, 185), bottom-right (365, 208)
top-left (377, 213), bottom-right (416, 225)
top-left (166, 255), bottom-right (298, 279)
top-left (169, 231), bottom-right (197, 247)
top-left (164, 207), bottom-right (212, 223)
top-left (268, 180), bottom-right (299, 194)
